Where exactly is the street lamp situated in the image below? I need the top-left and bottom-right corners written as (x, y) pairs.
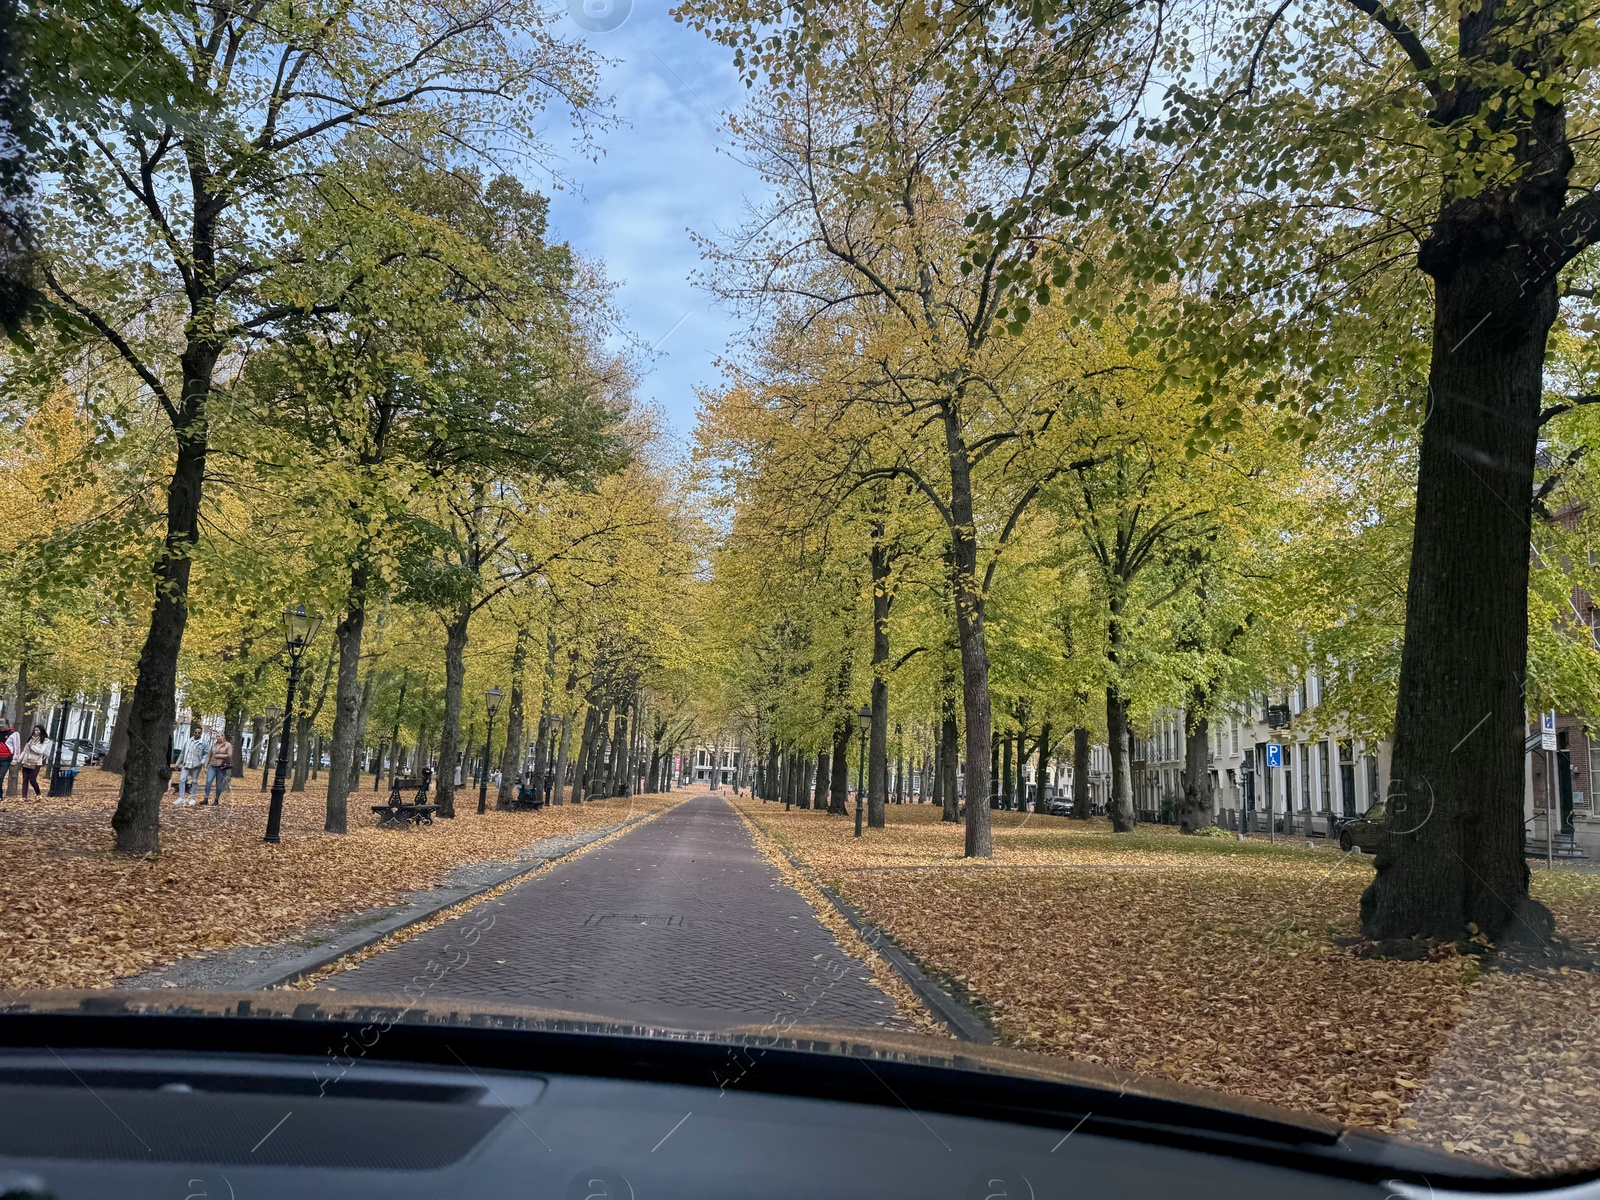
top-left (478, 686), bottom-right (504, 814)
top-left (264, 605), bottom-right (323, 844)
top-left (260, 704), bottom-right (280, 792)
top-left (854, 703), bottom-right (871, 838)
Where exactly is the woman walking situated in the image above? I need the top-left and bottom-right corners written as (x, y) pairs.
top-left (15, 725), bottom-right (50, 797)
top-left (202, 732), bottom-right (233, 805)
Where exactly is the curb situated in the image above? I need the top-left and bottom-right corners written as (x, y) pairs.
top-left (242, 812), bottom-right (656, 990)
top-left (767, 840), bottom-right (995, 1044)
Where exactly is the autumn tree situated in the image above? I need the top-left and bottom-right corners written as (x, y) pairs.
top-left (31, 0), bottom-right (607, 852)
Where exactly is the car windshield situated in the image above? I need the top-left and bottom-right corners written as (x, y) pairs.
top-left (1, 0), bottom-right (1598, 1185)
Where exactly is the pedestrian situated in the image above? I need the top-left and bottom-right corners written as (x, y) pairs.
top-left (15, 725), bottom-right (50, 797)
top-left (175, 722), bottom-right (209, 805)
top-left (202, 731), bottom-right (233, 805)
top-left (0, 723), bottom-right (14, 793)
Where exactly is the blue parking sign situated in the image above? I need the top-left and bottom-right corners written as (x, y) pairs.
top-left (1265, 743), bottom-right (1282, 768)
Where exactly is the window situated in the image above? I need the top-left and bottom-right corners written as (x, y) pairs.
top-left (1300, 745), bottom-right (1311, 811)
top-left (1230, 720), bottom-right (1239, 756)
top-left (1319, 741), bottom-right (1332, 811)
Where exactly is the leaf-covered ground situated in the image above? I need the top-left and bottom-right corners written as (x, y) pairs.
top-left (734, 798), bottom-right (1600, 1176)
top-left (0, 769), bottom-right (681, 990)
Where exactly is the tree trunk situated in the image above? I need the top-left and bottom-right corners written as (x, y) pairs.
top-left (1000, 731), bottom-right (1013, 810)
top-left (869, 528), bottom-right (890, 828)
top-left (103, 677), bottom-right (130, 776)
top-left (112, 396), bottom-right (211, 852)
top-left (350, 671), bottom-right (374, 794)
top-left (894, 725), bottom-right (905, 805)
top-left (608, 706), bottom-right (630, 797)
top-left (324, 565), bottom-right (367, 833)
top-left (1362, 249), bottom-right (1557, 941)
top-left (246, 715), bottom-right (264, 770)
top-left (291, 714), bottom-right (312, 791)
top-left (575, 705), bottom-right (602, 802)
top-left (1034, 722), bottom-right (1051, 814)
top-left (292, 658), bottom-right (332, 793)
top-left (813, 749), bottom-right (829, 810)
top-left (1106, 686), bottom-right (1135, 831)
top-left (946, 447), bottom-right (994, 855)
top-left (868, 673), bottom-right (888, 827)
top-left (7, 654), bottom-right (25, 795)
top-left (940, 704), bottom-right (960, 823)
top-left (435, 603), bottom-right (471, 818)
top-left (223, 705), bottom-right (244, 781)
top-left (1017, 726), bottom-right (1031, 811)
top-left (1180, 699), bottom-right (1213, 834)
top-left (381, 672), bottom-right (409, 790)
top-left (828, 717), bottom-right (850, 814)
top-left (497, 627), bottom-right (529, 810)
top-left (552, 711), bottom-right (573, 805)
top-left (586, 707), bottom-right (612, 799)
top-left (1072, 727), bottom-right (1091, 819)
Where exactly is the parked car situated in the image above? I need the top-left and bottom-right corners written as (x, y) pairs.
top-left (1338, 800), bottom-right (1390, 853)
top-left (1046, 797), bottom-right (1074, 816)
top-left (61, 738), bottom-right (108, 764)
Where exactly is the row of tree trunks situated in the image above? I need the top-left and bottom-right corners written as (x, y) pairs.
top-left (494, 627), bottom-right (530, 811)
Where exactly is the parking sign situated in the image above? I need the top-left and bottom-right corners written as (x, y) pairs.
top-left (1542, 711), bottom-right (1557, 751)
top-left (1265, 743), bottom-right (1282, 768)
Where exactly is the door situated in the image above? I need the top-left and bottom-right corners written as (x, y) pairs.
top-left (1558, 731), bottom-right (1575, 834)
top-left (1339, 740), bottom-right (1356, 817)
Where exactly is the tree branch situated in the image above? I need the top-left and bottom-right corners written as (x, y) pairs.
top-left (1539, 394), bottom-right (1600, 425)
top-left (38, 266), bottom-right (178, 422)
top-left (1344, 0), bottom-right (1443, 99)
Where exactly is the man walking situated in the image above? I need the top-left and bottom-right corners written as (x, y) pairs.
top-left (175, 723), bottom-right (209, 805)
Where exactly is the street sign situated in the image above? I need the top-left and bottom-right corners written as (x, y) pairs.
top-left (1265, 743), bottom-right (1282, 769)
top-left (1542, 711), bottom-right (1557, 751)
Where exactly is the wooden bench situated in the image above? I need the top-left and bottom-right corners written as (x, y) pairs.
top-left (509, 782), bottom-right (545, 811)
top-left (372, 770), bottom-right (438, 826)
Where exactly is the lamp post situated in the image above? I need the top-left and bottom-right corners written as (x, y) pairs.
top-left (854, 704), bottom-right (871, 839)
top-left (478, 686), bottom-right (504, 815)
top-left (46, 701), bottom-right (68, 781)
top-left (260, 704), bottom-right (280, 792)
top-left (264, 605), bottom-right (323, 844)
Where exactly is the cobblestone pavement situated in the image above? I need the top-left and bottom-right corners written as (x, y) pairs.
top-left (323, 793), bottom-right (909, 1032)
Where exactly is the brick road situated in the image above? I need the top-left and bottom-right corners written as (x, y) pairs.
top-left (323, 792), bottom-right (908, 1032)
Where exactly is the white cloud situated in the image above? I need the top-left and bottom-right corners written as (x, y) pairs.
top-left (545, 4), bottom-right (765, 436)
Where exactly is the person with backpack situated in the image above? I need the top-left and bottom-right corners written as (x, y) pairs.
top-left (0, 724), bottom-right (14, 792)
top-left (15, 725), bottom-right (50, 797)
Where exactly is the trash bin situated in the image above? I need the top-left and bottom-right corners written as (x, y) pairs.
top-left (47, 768), bottom-right (78, 797)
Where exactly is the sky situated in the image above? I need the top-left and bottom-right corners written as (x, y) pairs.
top-left (543, 2), bottom-right (766, 445)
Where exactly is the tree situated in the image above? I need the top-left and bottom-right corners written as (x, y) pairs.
top-left (32, 0), bottom-right (606, 852)
top-left (693, 9), bottom-right (1152, 852)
